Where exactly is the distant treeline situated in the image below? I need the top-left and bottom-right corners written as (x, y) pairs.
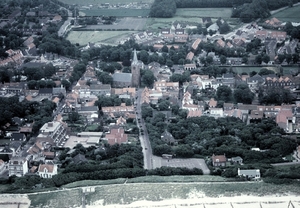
top-left (175, 0), bottom-right (299, 10)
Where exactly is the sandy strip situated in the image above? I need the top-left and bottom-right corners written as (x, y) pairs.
top-left (86, 194), bottom-right (300, 208)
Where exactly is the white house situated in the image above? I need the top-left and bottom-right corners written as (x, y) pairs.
top-left (238, 168), bottom-right (260, 180)
top-left (38, 163), bottom-right (58, 178)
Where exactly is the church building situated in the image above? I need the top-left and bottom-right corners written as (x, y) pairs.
top-left (131, 49), bottom-right (143, 88)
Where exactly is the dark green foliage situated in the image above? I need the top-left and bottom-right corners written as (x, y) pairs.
top-left (141, 69), bottom-right (156, 87)
top-left (149, 0), bottom-right (177, 18)
top-left (145, 103), bottom-right (297, 162)
top-left (259, 88), bottom-right (294, 105)
top-left (233, 84), bottom-right (254, 104)
top-left (148, 167), bottom-right (203, 176)
top-left (216, 85), bottom-right (232, 102)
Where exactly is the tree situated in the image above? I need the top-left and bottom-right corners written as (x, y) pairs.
top-left (277, 54), bottom-right (286, 64)
top-left (141, 70), bottom-right (155, 87)
top-left (141, 104), bottom-right (153, 119)
top-left (255, 54), bottom-right (262, 64)
top-left (216, 85), bottom-right (232, 102)
top-left (61, 79), bottom-right (71, 91)
top-left (220, 55), bottom-right (227, 65)
top-left (234, 84), bottom-right (254, 104)
top-left (258, 68), bottom-right (275, 76)
top-left (242, 56), bottom-right (248, 64)
top-left (262, 54), bottom-right (270, 64)
top-left (97, 72), bottom-right (113, 85)
top-left (166, 59), bottom-right (173, 68)
top-left (68, 112), bottom-right (80, 123)
top-left (286, 54), bottom-right (292, 64)
top-left (138, 50), bottom-right (149, 64)
top-left (206, 56), bottom-right (213, 65)
top-left (292, 53), bottom-right (299, 64)
top-left (161, 45), bottom-right (169, 53)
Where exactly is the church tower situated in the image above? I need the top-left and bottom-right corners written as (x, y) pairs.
top-left (131, 49), bottom-right (142, 88)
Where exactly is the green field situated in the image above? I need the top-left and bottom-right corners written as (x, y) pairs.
top-left (176, 8), bottom-right (232, 18)
top-left (59, 0), bottom-right (154, 5)
top-left (67, 30), bottom-right (132, 45)
top-left (272, 4), bottom-right (300, 22)
top-left (80, 9), bottom-right (150, 17)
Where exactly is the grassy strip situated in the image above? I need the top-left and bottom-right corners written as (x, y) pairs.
top-left (59, 0), bottom-right (154, 5)
top-left (62, 178), bottom-right (126, 189)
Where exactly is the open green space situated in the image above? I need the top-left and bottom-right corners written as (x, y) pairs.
top-left (59, 0), bottom-right (154, 5)
top-left (67, 30), bottom-right (132, 45)
top-left (176, 8), bottom-right (232, 18)
top-left (271, 4), bottom-right (300, 22)
top-left (80, 9), bottom-right (150, 17)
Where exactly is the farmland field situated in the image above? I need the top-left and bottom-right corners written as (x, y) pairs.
top-left (80, 8), bottom-right (150, 17)
top-left (66, 30), bottom-right (132, 45)
top-left (271, 4), bottom-right (300, 22)
top-left (176, 8), bottom-right (232, 18)
top-left (58, 0), bottom-right (154, 5)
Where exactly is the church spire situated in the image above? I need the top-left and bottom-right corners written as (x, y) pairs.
top-left (132, 49), bottom-right (138, 64)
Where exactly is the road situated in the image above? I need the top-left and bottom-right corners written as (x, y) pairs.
top-left (136, 88), bottom-right (153, 170)
top-left (57, 7), bottom-right (73, 37)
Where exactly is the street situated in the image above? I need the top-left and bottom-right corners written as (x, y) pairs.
top-left (136, 88), bottom-right (153, 170)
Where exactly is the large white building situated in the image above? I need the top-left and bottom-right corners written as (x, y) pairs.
top-left (38, 122), bottom-right (66, 146)
top-left (8, 157), bottom-right (28, 177)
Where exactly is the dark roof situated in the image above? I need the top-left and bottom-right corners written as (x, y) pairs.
top-left (39, 88), bottom-right (53, 94)
top-left (79, 106), bottom-right (98, 112)
top-left (21, 62), bottom-right (47, 69)
top-left (223, 73), bottom-right (234, 79)
top-left (11, 133), bottom-right (26, 141)
top-left (113, 73), bottom-right (132, 83)
top-left (72, 153), bottom-right (88, 163)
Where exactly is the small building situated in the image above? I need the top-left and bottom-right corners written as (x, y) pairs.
top-left (231, 156), bottom-right (243, 164)
top-left (212, 154), bottom-right (226, 167)
top-left (238, 168), bottom-right (260, 180)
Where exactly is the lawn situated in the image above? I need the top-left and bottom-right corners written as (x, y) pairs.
top-left (80, 8), bottom-right (150, 17)
top-left (59, 0), bottom-right (154, 5)
top-left (271, 4), bottom-right (300, 22)
top-left (28, 189), bottom-right (82, 207)
top-left (66, 30), bottom-right (132, 45)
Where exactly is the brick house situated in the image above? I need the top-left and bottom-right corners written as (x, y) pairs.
top-left (212, 154), bottom-right (227, 167)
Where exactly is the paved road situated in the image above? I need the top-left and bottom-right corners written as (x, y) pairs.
top-left (136, 88), bottom-right (153, 170)
top-left (57, 7), bottom-right (73, 37)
